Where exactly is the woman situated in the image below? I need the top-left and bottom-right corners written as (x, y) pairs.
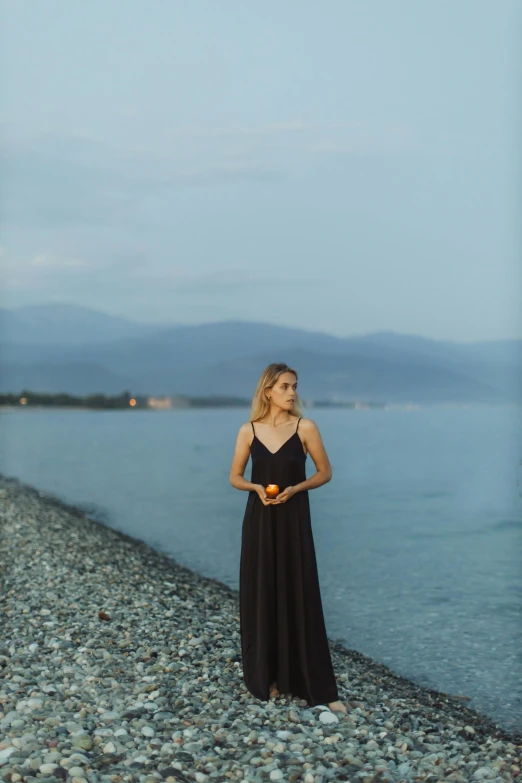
top-left (229, 362), bottom-right (347, 714)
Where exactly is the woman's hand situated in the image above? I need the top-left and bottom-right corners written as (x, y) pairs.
top-left (255, 485), bottom-right (279, 506)
top-left (274, 486), bottom-right (296, 504)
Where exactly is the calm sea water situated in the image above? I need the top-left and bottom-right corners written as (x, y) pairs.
top-left (1, 405), bottom-right (521, 732)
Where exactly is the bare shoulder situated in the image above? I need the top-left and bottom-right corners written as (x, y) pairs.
top-left (239, 421), bottom-right (254, 437)
top-left (298, 417), bottom-right (330, 468)
top-left (232, 422), bottom-right (254, 452)
top-left (298, 418), bottom-right (325, 444)
top-left (298, 417), bottom-right (320, 433)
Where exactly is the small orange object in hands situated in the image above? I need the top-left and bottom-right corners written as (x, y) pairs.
top-left (265, 484), bottom-right (279, 498)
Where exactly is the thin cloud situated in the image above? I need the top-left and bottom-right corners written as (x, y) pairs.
top-left (127, 263), bottom-right (325, 291)
top-left (0, 251), bottom-right (93, 291)
top-left (169, 121), bottom-right (310, 141)
top-left (184, 162), bottom-right (284, 185)
top-left (30, 254), bottom-right (91, 268)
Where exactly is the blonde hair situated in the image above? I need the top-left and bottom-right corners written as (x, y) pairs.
top-left (249, 362), bottom-right (305, 422)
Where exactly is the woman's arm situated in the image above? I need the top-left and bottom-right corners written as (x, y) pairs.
top-left (292, 418), bottom-right (332, 493)
top-left (229, 423), bottom-right (260, 492)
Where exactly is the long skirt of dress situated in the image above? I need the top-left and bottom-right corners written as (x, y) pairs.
top-left (239, 431), bottom-right (339, 707)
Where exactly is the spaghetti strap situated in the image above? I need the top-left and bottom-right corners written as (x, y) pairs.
top-left (251, 421), bottom-right (255, 435)
top-left (296, 417), bottom-right (301, 432)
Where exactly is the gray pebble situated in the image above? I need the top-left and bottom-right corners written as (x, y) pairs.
top-left (0, 477), bottom-right (518, 783)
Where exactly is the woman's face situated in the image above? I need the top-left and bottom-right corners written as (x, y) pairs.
top-left (266, 372), bottom-right (297, 410)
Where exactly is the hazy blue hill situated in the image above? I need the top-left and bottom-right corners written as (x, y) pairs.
top-left (463, 340), bottom-right (522, 366)
top-left (0, 361), bottom-right (132, 395)
top-left (351, 331), bottom-right (522, 367)
top-left (0, 303), bottom-right (165, 345)
top-left (38, 319), bottom-right (352, 368)
top-left (0, 303), bottom-right (520, 403)
top-left (151, 347), bottom-right (507, 404)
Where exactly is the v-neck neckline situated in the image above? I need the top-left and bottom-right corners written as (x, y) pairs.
top-left (253, 431), bottom-right (298, 456)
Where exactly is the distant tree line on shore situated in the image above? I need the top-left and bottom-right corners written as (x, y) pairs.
top-left (0, 390), bottom-right (386, 409)
top-left (1, 390), bottom-right (143, 409)
top-left (0, 390), bottom-right (249, 409)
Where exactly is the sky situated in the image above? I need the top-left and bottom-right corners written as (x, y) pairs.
top-left (0, 0), bottom-right (520, 341)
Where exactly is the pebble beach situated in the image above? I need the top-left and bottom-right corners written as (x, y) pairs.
top-left (0, 473), bottom-right (520, 783)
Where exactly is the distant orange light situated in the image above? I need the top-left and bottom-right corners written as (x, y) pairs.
top-left (129, 398), bottom-right (136, 406)
top-left (20, 397), bottom-right (27, 405)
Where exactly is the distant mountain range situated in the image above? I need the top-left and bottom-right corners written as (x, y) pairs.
top-left (0, 303), bottom-right (520, 403)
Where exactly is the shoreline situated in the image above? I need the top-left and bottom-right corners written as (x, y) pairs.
top-left (1, 402), bottom-right (520, 412)
top-left (1, 472), bottom-right (520, 782)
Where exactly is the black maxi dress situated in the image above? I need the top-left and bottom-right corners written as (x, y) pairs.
top-left (239, 416), bottom-right (339, 707)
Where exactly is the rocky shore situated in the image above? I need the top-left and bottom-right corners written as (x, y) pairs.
top-left (0, 473), bottom-right (520, 783)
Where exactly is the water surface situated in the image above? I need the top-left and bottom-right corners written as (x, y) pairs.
top-left (1, 404), bottom-right (520, 732)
